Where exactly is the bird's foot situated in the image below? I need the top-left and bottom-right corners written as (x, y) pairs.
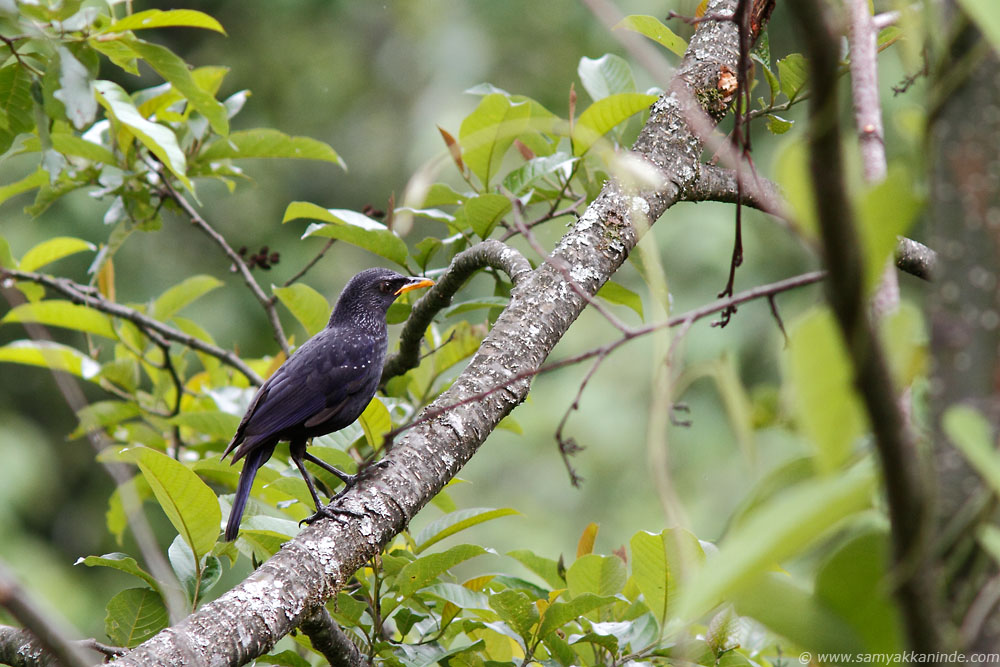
top-left (299, 504), bottom-right (363, 528)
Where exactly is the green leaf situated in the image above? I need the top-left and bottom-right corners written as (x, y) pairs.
top-left (765, 114), bottom-right (793, 134)
top-left (0, 170), bottom-right (48, 208)
top-left (421, 182), bottom-right (467, 207)
top-left (284, 202), bottom-right (407, 266)
top-left (0, 64), bottom-right (34, 139)
top-left (507, 549), bottom-right (565, 590)
top-left (273, 283), bottom-right (330, 337)
top-left (978, 525), bottom-right (1000, 566)
top-left (358, 397), bottom-right (392, 451)
top-left (3, 300), bottom-right (117, 339)
top-left (199, 129), bottom-right (345, 168)
top-left (753, 54), bottom-right (780, 105)
top-left (774, 138), bottom-right (817, 237)
top-left (106, 475), bottom-right (153, 544)
top-left (566, 553), bottom-right (627, 598)
top-left (815, 529), bottom-right (902, 652)
top-left (100, 8), bottom-right (226, 34)
top-left (573, 93), bottom-right (657, 156)
top-left (51, 133), bottom-right (118, 164)
top-left (630, 528), bottom-right (704, 628)
top-left (168, 535), bottom-right (222, 604)
top-left (777, 53), bottom-right (808, 101)
top-left (613, 15), bottom-right (688, 57)
top-left (577, 54), bottom-right (637, 102)
top-left (958, 0), bottom-right (1000, 51)
top-left (0, 340), bottom-right (100, 379)
top-left (415, 507), bottom-right (519, 554)
top-left (678, 463), bottom-right (876, 621)
top-left (489, 589), bottom-right (539, 642)
top-left (105, 588), bottom-right (169, 648)
top-left (108, 446), bottom-right (220, 563)
top-left (125, 40), bottom-right (228, 135)
top-left (856, 165), bottom-right (923, 292)
top-left (257, 650), bottom-right (313, 667)
top-left (502, 152), bottom-right (577, 196)
top-left (152, 275), bottom-right (224, 321)
top-left (459, 93), bottom-right (531, 187)
top-left (71, 400), bottom-right (141, 439)
top-left (0, 236), bottom-right (15, 270)
top-left (170, 411), bottom-right (241, 441)
top-left (596, 280), bottom-right (643, 319)
top-left (453, 193), bottom-right (511, 238)
top-left (731, 573), bottom-right (863, 654)
top-left (89, 39), bottom-right (139, 75)
top-left (54, 47), bottom-right (97, 130)
top-left (785, 308), bottom-right (866, 471)
top-left (538, 593), bottom-right (618, 639)
top-left (77, 553), bottom-right (162, 594)
top-left (18, 236), bottom-right (96, 272)
top-left (385, 543), bottom-right (487, 614)
top-left (943, 405), bottom-right (1000, 495)
top-left (94, 80), bottom-right (191, 190)
top-left (878, 302), bottom-right (928, 390)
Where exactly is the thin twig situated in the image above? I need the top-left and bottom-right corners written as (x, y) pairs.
top-left (381, 240), bottom-right (532, 384)
top-left (0, 559), bottom-right (97, 667)
top-left (2, 268), bottom-right (263, 385)
top-left (160, 179), bottom-right (291, 355)
top-left (553, 349), bottom-right (608, 487)
top-left (279, 238), bottom-right (337, 291)
top-left (383, 270), bottom-right (825, 449)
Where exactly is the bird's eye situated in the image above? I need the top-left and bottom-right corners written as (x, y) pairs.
top-left (379, 281), bottom-right (394, 294)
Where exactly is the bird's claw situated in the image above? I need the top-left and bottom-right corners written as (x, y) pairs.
top-left (299, 504), bottom-right (363, 528)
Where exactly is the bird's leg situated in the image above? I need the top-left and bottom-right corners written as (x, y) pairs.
top-left (305, 451), bottom-right (391, 498)
top-left (302, 451), bottom-right (357, 485)
top-left (289, 440), bottom-right (361, 525)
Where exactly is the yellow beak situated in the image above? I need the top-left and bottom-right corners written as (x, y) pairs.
top-left (394, 277), bottom-right (435, 296)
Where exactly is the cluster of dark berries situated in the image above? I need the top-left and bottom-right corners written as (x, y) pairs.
top-left (236, 245), bottom-right (280, 271)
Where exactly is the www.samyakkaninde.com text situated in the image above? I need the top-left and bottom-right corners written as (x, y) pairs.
top-left (800, 652), bottom-right (1000, 665)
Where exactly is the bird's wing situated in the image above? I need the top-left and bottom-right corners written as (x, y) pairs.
top-left (225, 331), bottom-right (377, 460)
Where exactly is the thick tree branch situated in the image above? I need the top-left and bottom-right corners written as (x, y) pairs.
top-left (0, 627), bottom-right (124, 667)
top-left (1, 268), bottom-right (263, 386)
top-left (381, 239), bottom-right (532, 384)
top-left (789, 0), bottom-right (941, 652)
top-left (683, 164), bottom-right (938, 281)
top-left (111, 2), bottom-right (760, 664)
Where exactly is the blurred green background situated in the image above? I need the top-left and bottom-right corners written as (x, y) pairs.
top-left (0, 0), bottom-right (925, 637)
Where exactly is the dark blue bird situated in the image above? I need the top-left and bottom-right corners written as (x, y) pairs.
top-left (222, 268), bottom-right (433, 541)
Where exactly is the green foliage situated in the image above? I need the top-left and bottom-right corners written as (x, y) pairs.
top-left (0, 2), bottom-right (935, 664)
top-left (613, 15), bottom-right (688, 57)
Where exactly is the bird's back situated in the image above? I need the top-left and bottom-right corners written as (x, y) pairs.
top-left (224, 324), bottom-right (386, 461)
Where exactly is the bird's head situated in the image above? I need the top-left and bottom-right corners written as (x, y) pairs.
top-left (330, 267), bottom-right (434, 328)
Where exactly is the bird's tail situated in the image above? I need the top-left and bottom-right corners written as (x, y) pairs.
top-left (224, 446), bottom-right (269, 541)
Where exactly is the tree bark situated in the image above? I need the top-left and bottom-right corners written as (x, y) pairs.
top-left (110, 2), bottom-right (760, 664)
top-left (928, 5), bottom-right (1000, 653)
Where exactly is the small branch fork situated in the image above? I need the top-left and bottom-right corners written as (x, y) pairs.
top-left (159, 179), bottom-right (292, 356)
